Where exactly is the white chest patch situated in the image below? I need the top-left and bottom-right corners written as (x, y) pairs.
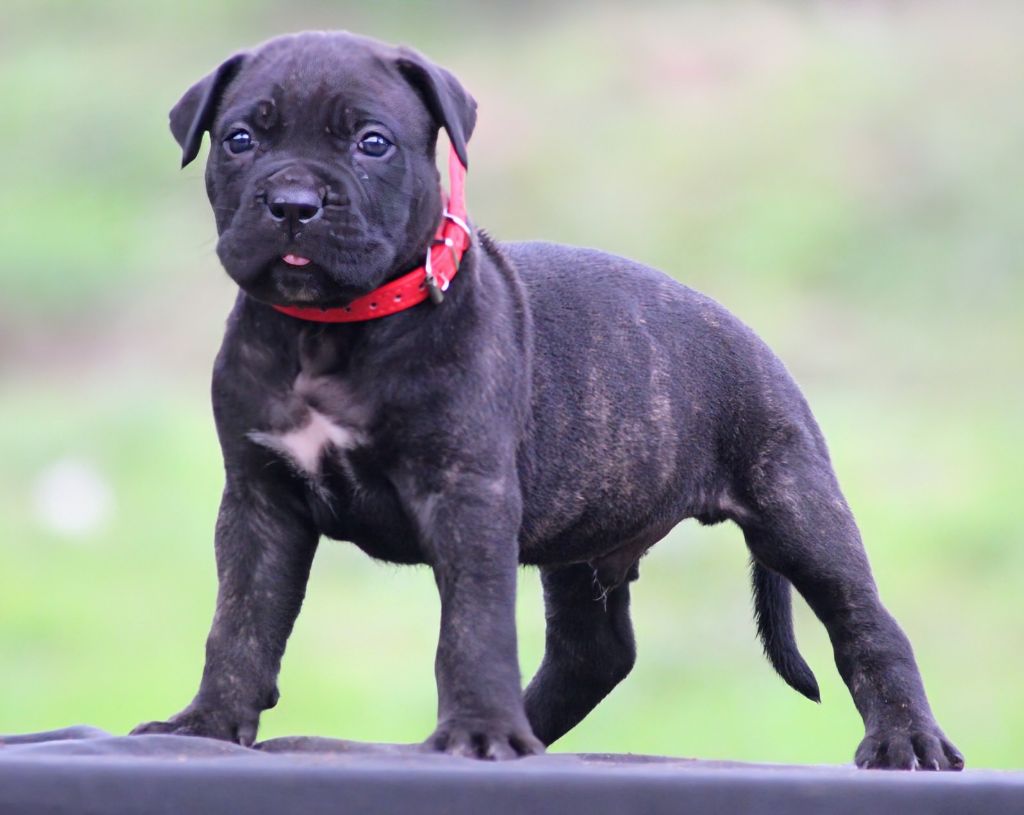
top-left (250, 409), bottom-right (364, 476)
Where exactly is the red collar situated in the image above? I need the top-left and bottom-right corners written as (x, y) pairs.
top-left (271, 145), bottom-right (470, 323)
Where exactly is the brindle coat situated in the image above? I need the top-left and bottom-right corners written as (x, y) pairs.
top-left (132, 32), bottom-right (963, 770)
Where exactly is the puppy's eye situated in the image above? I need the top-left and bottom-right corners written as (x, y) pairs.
top-left (357, 133), bottom-right (393, 158)
top-left (224, 129), bottom-right (256, 155)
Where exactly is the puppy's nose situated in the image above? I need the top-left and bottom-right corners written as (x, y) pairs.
top-left (267, 187), bottom-right (323, 227)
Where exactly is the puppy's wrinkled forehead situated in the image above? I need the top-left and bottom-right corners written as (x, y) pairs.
top-left (220, 34), bottom-right (432, 143)
top-left (171, 30), bottom-right (475, 173)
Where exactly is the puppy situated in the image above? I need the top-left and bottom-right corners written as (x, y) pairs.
top-left (133, 31), bottom-right (962, 769)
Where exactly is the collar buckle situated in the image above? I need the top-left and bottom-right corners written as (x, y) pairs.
top-left (424, 210), bottom-right (471, 305)
top-left (424, 237), bottom-right (454, 305)
top-left (443, 208), bottom-right (472, 238)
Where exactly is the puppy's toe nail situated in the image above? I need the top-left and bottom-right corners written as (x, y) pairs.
top-left (512, 734), bottom-right (545, 756)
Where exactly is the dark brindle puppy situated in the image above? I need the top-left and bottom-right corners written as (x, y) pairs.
top-left (133, 31), bottom-right (962, 770)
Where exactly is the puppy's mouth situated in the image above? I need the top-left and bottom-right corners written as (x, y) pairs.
top-left (269, 254), bottom-right (328, 304)
top-left (217, 225), bottom-right (396, 308)
top-left (261, 253), bottom-right (370, 307)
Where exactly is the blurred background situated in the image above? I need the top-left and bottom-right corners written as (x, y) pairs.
top-left (2, 0), bottom-right (1022, 768)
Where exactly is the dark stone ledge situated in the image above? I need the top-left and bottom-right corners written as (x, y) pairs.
top-left (2, 727), bottom-right (1021, 815)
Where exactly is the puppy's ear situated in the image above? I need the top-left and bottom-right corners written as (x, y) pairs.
top-left (170, 53), bottom-right (249, 168)
top-left (395, 48), bottom-right (477, 169)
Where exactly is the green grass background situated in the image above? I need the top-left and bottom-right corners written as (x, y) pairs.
top-left (1, 0), bottom-right (1022, 768)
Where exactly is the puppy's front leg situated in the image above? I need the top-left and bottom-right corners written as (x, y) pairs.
top-left (132, 476), bottom-right (318, 744)
top-left (403, 470), bottom-right (543, 760)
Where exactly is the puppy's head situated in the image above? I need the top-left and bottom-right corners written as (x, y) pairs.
top-left (171, 32), bottom-right (476, 307)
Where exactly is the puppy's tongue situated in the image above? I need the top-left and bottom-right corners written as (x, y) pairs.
top-left (282, 254), bottom-right (311, 267)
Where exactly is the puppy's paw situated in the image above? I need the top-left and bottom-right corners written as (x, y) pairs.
top-left (855, 724), bottom-right (964, 771)
top-left (427, 718), bottom-right (545, 760)
top-left (130, 705), bottom-right (260, 746)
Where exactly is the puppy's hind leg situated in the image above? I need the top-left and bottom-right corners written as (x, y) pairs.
top-left (738, 432), bottom-right (963, 770)
top-left (524, 561), bottom-right (637, 746)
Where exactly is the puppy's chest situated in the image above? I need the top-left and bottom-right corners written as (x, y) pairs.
top-left (248, 365), bottom-right (372, 482)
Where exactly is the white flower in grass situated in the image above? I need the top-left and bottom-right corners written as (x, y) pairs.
top-left (32, 458), bottom-right (114, 539)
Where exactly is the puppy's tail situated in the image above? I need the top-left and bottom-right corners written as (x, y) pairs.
top-left (751, 560), bottom-right (820, 703)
